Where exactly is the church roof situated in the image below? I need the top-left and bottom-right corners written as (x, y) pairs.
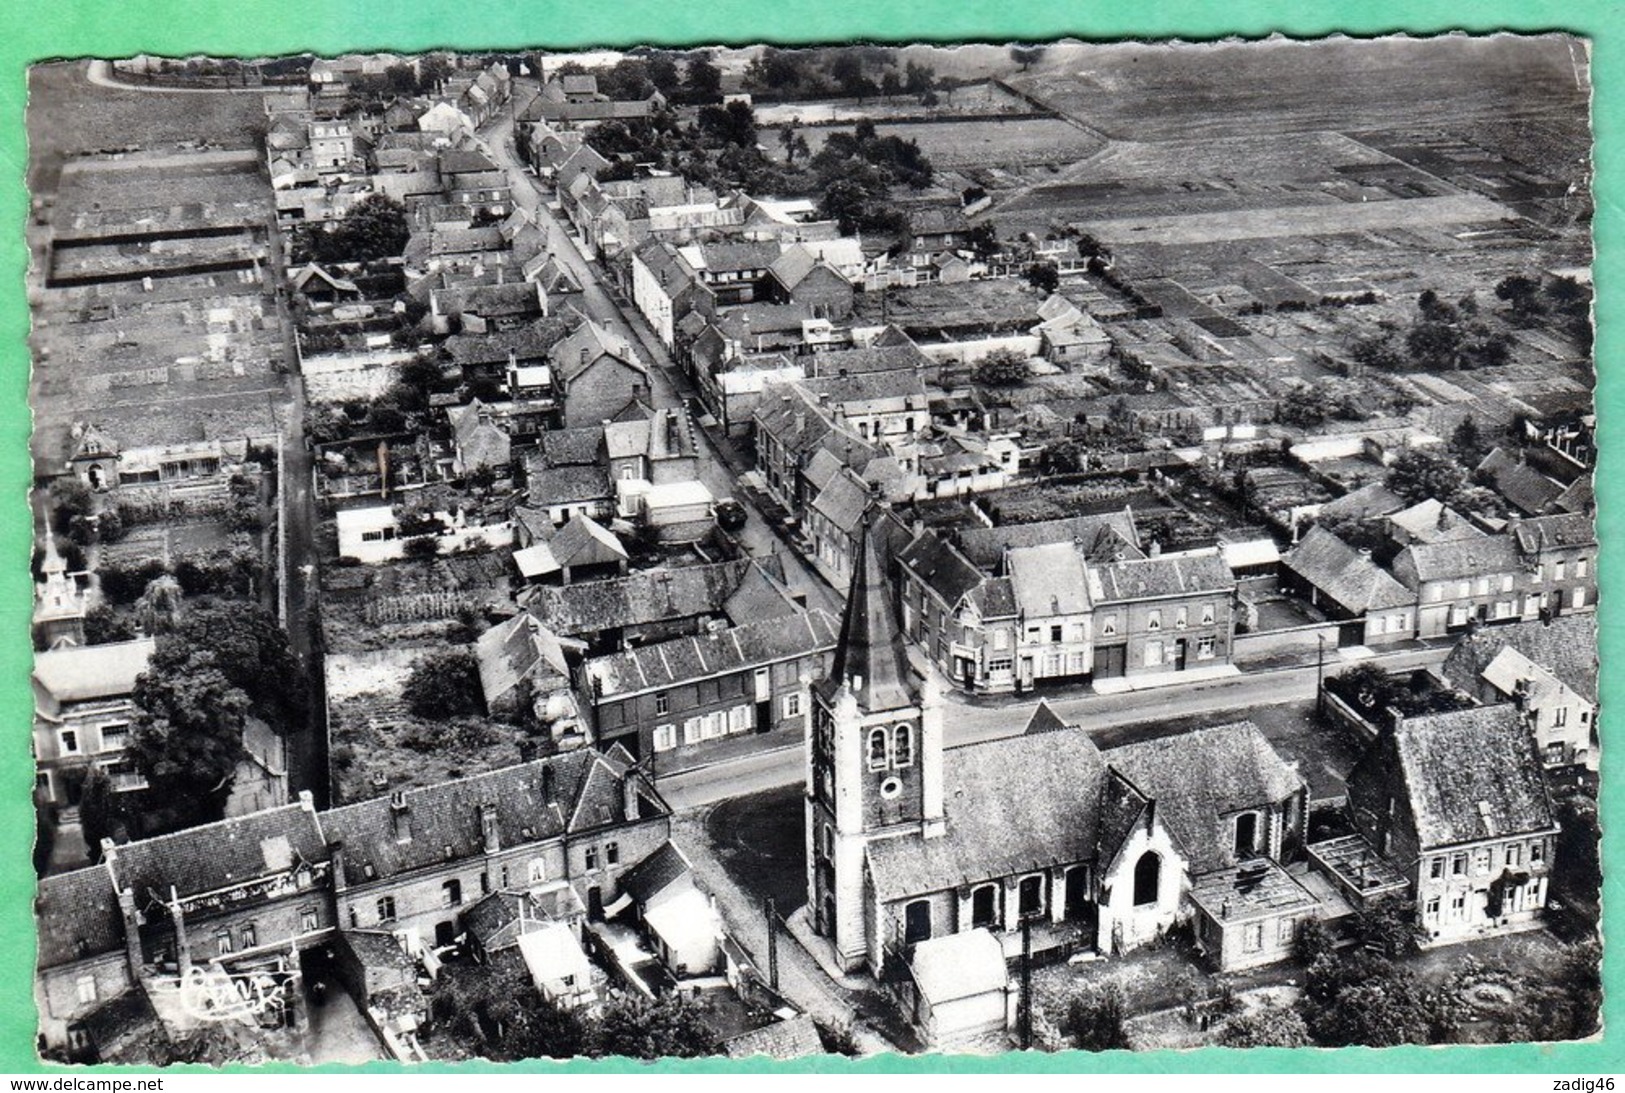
top-left (865, 727), bottom-right (1107, 902)
top-left (824, 517), bottom-right (914, 713)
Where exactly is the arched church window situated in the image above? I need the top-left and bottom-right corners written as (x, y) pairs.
top-left (1133, 851), bottom-right (1161, 907)
top-left (867, 727), bottom-right (889, 770)
top-left (893, 723), bottom-right (913, 767)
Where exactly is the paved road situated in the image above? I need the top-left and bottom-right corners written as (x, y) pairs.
top-left (263, 198), bottom-right (329, 806)
top-left (85, 59), bottom-right (269, 95)
top-left (658, 643), bottom-right (1448, 810)
top-left (475, 102), bottom-right (838, 615)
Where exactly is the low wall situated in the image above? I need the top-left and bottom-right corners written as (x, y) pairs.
top-left (1321, 689), bottom-right (1380, 743)
top-left (1232, 619), bottom-right (1343, 663)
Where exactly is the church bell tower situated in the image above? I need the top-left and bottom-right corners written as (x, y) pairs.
top-left (805, 514), bottom-right (944, 973)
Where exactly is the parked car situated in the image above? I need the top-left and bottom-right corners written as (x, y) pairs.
top-left (714, 498), bottom-right (747, 531)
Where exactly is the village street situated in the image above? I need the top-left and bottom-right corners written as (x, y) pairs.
top-left (657, 641), bottom-right (1449, 810)
top-left (474, 102), bottom-right (841, 616)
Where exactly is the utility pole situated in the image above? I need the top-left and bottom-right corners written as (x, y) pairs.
top-left (1018, 915), bottom-right (1033, 1049)
top-left (765, 897), bottom-right (780, 991)
top-left (1316, 633), bottom-right (1327, 717)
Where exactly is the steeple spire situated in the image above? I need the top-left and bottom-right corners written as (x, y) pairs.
top-left (828, 513), bottom-right (914, 712)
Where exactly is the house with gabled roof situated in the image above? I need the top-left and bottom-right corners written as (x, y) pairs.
top-left (1088, 550), bottom-right (1238, 684)
top-left (552, 318), bottom-right (649, 429)
top-left (513, 512), bottom-right (628, 588)
top-left (1340, 706), bottom-right (1558, 945)
top-left (520, 557), bottom-right (763, 652)
top-left (1440, 615), bottom-right (1598, 770)
top-left (1281, 525), bottom-right (1416, 646)
top-left (473, 612), bottom-right (583, 730)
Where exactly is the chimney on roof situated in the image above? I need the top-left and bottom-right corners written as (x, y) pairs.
top-left (115, 887), bottom-right (144, 981)
top-left (580, 346), bottom-right (589, 367)
top-left (622, 768), bottom-right (641, 822)
top-left (1358, 547), bottom-right (1373, 560)
top-left (541, 763), bottom-right (556, 804)
top-left (480, 803), bottom-right (500, 855)
top-left (390, 790), bottom-right (412, 844)
top-left (1438, 505), bottom-right (1451, 531)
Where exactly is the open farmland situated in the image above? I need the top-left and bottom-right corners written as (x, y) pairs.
top-left (795, 116), bottom-right (1105, 169)
top-left (28, 62), bottom-right (266, 162)
top-left (1007, 36), bottom-right (1587, 142)
top-left (1077, 192), bottom-right (1516, 246)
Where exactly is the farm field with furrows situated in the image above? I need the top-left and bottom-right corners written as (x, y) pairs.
top-left (1008, 36), bottom-right (1587, 143)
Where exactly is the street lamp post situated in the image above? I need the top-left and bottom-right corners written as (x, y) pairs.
top-left (1316, 634), bottom-right (1327, 717)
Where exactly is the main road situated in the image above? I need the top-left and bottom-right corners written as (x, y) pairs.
top-left (658, 643), bottom-right (1448, 810)
top-left (475, 98), bottom-right (840, 616)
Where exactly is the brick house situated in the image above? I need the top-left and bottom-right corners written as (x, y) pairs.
top-left (1088, 551), bottom-right (1237, 681)
top-left (553, 319), bottom-right (649, 429)
top-left (581, 609), bottom-right (839, 763)
top-left (1342, 706), bottom-right (1558, 946)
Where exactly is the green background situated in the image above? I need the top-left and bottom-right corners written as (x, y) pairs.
top-left (2, 0), bottom-right (1620, 1074)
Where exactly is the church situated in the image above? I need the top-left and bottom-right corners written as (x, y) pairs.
top-left (803, 519), bottom-right (1325, 980)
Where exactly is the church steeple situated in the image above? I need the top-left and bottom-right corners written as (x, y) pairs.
top-left (34, 523), bottom-right (86, 649)
top-left (826, 515), bottom-right (915, 713)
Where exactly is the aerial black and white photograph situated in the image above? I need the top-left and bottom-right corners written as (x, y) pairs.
top-left (25, 34), bottom-right (1600, 1064)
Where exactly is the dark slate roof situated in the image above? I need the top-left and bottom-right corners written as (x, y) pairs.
top-left (1104, 722), bottom-right (1304, 874)
top-left (898, 529), bottom-right (985, 607)
top-left (475, 613), bottom-right (570, 705)
top-left (1511, 512), bottom-right (1597, 553)
top-left (725, 1014), bottom-right (825, 1061)
top-left (806, 343), bottom-right (931, 379)
top-left (956, 509), bottom-right (1140, 571)
top-left (549, 513), bottom-right (627, 569)
top-left (714, 302), bottom-right (815, 342)
top-left (1024, 700), bottom-right (1072, 736)
top-left (553, 318), bottom-right (646, 384)
top-left (1097, 769), bottom-right (1152, 867)
top-left (538, 425), bottom-right (606, 467)
top-left (341, 928), bottom-right (417, 971)
top-left (525, 559), bottom-right (754, 635)
top-left (800, 369), bottom-right (929, 410)
top-left (529, 463), bottom-right (612, 507)
top-left (461, 892), bottom-right (539, 950)
top-left (810, 469), bottom-right (871, 534)
top-left (1441, 614), bottom-right (1598, 705)
top-left (1477, 448), bottom-right (1565, 516)
top-left (1284, 526), bottom-right (1415, 614)
top-left (108, 801), bottom-right (328, 915)
top-left (587, 610), bottom-right (838, 699)
top-left (618, 840), bottom-right (690, 905)
top-left (82, 990), bottom-right (162, 1056)
top-left (322, 751), bottom-right (662, 885)
top-left (866, 728), bottom-right (1107, 901)
top-left (823, 520), bottom-right (915, 714)
top-left (1389, 706), bottom-right (1557, 848)
top-left (688, 240), bottom-right (783, 273)
top-left (722, 556), bottom-right (804, 625)
top-left (36, 865), bottom-right (124, 969)
top-left (966, 576), bottom-right (1017, 620)
top-left (1091, 552), bottom-right (1235, 603)
top-left (445, 316), bottom-right (576, 367)
top-left (1317, 481), bottom-right (1409, 523)
top-left (1392, 535), bottom-right (1522, 587)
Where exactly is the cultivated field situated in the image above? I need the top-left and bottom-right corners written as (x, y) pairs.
top-left (795, 116), bottom-right (1104, 169)
top-left (1078, 192), bottom-right (1516, 246)
top-left (1007, 36), bottom-right (1588, 143)
top-left (27, 61), bottom-right (265, 164)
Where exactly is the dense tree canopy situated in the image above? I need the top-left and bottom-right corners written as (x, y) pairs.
top-left (403, 649), bottom-right (483, 720)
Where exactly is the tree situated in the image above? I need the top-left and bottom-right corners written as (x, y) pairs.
top-left (1386, 447), bottom-right (1467, 506)
top-left (129, 653), bottom-right (252, 831)
top-left (403, 649), bottom-right (483, 720)
top-left (134, 574), bottom-right (185, 636)
top-left (1024, 260), bottom-right (1060, 295)
top-left (1278, 385), bottom-right (1328, 428)
top-left (972, 348), bottom-right (1030, 387)
top-left (1218, 1005), bottom-right (1310, 1049)
top-left (403, 534), bottom-right (442, 562)
top-left (78, 765), bottom-right (129, 862)
top-left (1010, 45), bottom-right (1047, 71)
top-left (98, 559), bottom-right (170, 606)
top-left (683, 55), bottom-right (722, 104)
top-left (590, 994), bottom-right (721, 1059)
top-left (966, 221), bottom-right (1000, 260)
top-left (903, 60), bottom-right (935, 94)
top-left (1065, 984), bottom-right (1130, 1052)
top-left (336, 194), bottom-right (411, 262)
top-left (1040, 438), bottom-right (1085, 475)
top-left (160, 603), bottom-right (303, 726)
top-left (1495, 274), bottom-right (1545, 321)
top-left (1302, 954), bottom-right (1454, 1047)
top-left (1449, 416), bottom-right (1485, 466)
top-left (83, 603), bottom-right (137, 645)
top-left (698, 101), bottom-right (757, 148)
top-left (50, 478), bottom-right (95, 536)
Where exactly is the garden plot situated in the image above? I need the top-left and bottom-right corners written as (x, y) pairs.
top-left (794, 117), bottom-right (1104, 169)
